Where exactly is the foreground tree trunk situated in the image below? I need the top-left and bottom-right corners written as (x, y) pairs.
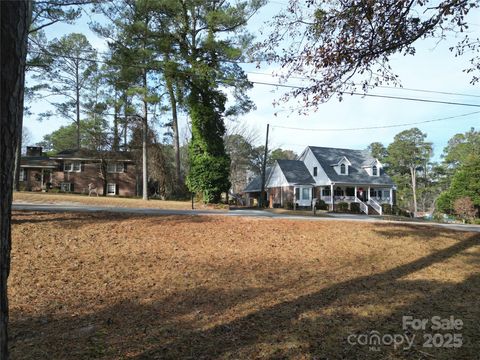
top-left (0, 1), bottom-right (31, 358)
top-left (12, 135), bottom-right (22, 191)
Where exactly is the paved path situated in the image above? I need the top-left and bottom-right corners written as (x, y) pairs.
top-left (12, 202), bottom-right (480, 233)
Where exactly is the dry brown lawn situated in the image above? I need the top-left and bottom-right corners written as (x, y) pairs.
top-left (13, 192), bottom-right (227, 211)
top-left (9, 211), bottom-right (480, 359)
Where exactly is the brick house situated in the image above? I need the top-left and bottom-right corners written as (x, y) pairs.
top-left (20, 147), bottom-right (139, 196)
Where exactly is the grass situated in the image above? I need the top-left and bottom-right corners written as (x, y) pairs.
top-left (9, 211), bottom-right (480, 359)
top-left (13, 191), bottom-right (228, 211)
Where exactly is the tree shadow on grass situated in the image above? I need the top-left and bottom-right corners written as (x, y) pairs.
top-left (11, 210), bottom-right (216, 227)
top-left (9, 229), bottom-right (479, 359)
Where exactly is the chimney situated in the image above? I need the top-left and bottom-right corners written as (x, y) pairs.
top-left (26, 146), bottom-right (43, 157)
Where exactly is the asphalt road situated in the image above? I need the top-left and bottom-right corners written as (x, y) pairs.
top-left (12, 202), bottom-right (480, 233)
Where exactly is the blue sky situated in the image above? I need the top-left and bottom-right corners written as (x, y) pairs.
top-left (25, 1), bottom-right (480, 162)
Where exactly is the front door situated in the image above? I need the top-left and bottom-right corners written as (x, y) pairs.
top-left (357, 188), bottom-right (367, 202)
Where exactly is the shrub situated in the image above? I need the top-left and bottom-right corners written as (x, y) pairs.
top-left (284, 201), bottom-right (294, 210)
top-left (315, 199), bottom-right (328, 210)
top-left (381, 203), bottom-right (392, 215)
top-left (350, 202), bottom-right (360, 213)
top-left (453, 197), bottom-right (477, 223)
top-left (399, 208), bottom-right (412, 217)
top-left (336, 202), bottom-right (349, 212)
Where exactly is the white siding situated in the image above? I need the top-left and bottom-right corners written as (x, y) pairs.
top-left (266, 163), bottom-right (289, 187)
top-left (299, 147), bottom-right (330, 185)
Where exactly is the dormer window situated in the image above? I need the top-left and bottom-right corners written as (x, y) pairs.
top-left (313, 167), bottom-right (318, 176)
top-left (340, 164), bottom-right (346, 174)
top-left (372, 165), bottom-right (378, 176)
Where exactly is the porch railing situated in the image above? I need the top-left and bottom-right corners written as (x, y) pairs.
top-left (367, 198), bottom-right (382, 215)
top-left (320, 195), bottom-right (333, 203)
top-left (320, 195), bottom-right (356, 203)
top-left (354, 197), bottom-right (368, 215)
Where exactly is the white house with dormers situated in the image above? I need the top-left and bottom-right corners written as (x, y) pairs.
top-left (244, 146), bottom-right (396, 215)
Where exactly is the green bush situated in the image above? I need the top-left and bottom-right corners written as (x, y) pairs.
top-left (284, 201), bottom-right (294, 210)
top-left (336, 202), bottom-right (349, 212)
top-left (315, 199), bottom-right (328, 210)
top-left (350, 202), bottom-right (361, 213)
top-left (381, 203), bottom-right (392, 215)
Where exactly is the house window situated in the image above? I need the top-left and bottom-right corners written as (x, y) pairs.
top-left (64, 161), bottom-right (81, 172)
top-left (372, 165), bottom-right (378, 176)
top-left (334, 187), bottom-right (344, 196)
top-left (322, 188), bottom-right (331, 196)
top-left (60, 182), bottom-right (71, 192)
top-left (313, 167), bottom-right (317, 176)
top-left (340, 163), bottom-right (346, 174)
top-left (295, 187), bottom-right (300, 200)
top-left (107, 162), bottom-right (125, 173)
top-left (107, 183), bottom-right (117, 195)
top-left (302, 187), bottom-right (310, 200)
top-left (19, 168), bottom-right (27, 181)
top-left (345, 187), bottom-right (355, 196)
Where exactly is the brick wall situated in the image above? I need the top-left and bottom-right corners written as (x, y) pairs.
top-left (51, 161), bottom-right (138, 196)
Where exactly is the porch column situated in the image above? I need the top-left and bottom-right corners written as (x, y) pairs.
top-left (354, 186), bottom-right (357, 199)
top-left (40, 169), bottom-right (44, 190)
top-left (280, 187), bottom-right (283, 207)
top-left (330, 183), bottom-right (334, 211)
top-left (390, 188), bottom-right (393, 205)
top-left (367, 186), bottom-right (370, 202)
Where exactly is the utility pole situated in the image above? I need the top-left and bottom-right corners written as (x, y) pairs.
top-left (259, 123), bottom-right (269, 208)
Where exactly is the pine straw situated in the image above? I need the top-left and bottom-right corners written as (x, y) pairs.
top-left (9, 211), bottom-right (480, 359)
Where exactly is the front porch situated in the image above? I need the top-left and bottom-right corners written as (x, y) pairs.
top-left (317, 184), bottom-right (394, 215)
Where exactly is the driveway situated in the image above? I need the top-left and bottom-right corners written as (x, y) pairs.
top-left (12, 202), bottom-right (480, 233)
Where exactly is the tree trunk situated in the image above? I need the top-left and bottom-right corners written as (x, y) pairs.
top-left (12, 132), bottom-right (22, 191)
top-left (410, 166), bottom-right (417, 217)
top-left (75, 64), bottom-right (80, 149)
top-left (165, 76), bottom-right (181, 184)
top-left (113, 90), bottom-right (119, 151)
top-left (0, 1), bottom-right (31, 358)
top-left (123, 92), bottom-right (128, 149)
top-left (142, 70), bottom-right (148, 201)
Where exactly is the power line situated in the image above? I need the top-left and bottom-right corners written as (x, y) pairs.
top-left (248, 70), bottom-right (480, 99)
top-left (251, 81), bottom-right (480, 108)
top-left (270, 110), bottom-right (480, 132)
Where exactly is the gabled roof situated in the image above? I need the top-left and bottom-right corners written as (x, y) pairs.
top-left (243, 167), bottom-right (272, 193)
top-left (308, 146), bottom-right (394, 185)
top-left (275, 160), bottom-right (315, 185)
top-left (331, 156), bottom-right (351, 166)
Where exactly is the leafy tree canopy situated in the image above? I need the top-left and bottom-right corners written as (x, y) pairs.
top-left (386, 128), bottom-right (432, 174)
top-left (37, 118), bottom-right (109, 155)
top-left (436, 156), bottom-right (480, 214)
top-left (367, 142), bottom-right (387, 162)
top-left (442, 127), bottom-right (480, 169)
